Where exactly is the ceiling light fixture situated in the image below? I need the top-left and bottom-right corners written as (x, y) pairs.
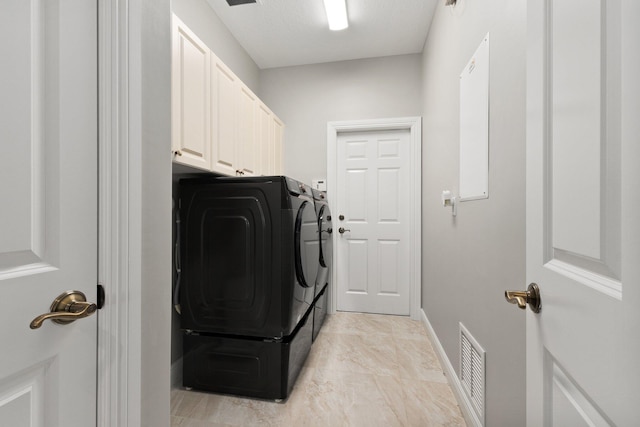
top-left (323, 0), bottom-right (349, 31)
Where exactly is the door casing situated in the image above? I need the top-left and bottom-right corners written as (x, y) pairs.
top-left (327, 117), bottom-right (422, 320)
top-left (97, 0), bottom-right (144, 425)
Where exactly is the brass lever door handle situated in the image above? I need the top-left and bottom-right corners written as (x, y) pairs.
top-left (30, 290), bottom-right (98, 329)
top-left (338, 227), bottom-right (350, 234)
top-left (504, 283), bottom-right (541, 313)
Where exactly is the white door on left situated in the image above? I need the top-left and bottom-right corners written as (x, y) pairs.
top-left (0, 1), bottom-right (98, 426)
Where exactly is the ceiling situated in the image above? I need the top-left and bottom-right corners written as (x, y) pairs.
top-left (206, 0), bottom-right (439, 69)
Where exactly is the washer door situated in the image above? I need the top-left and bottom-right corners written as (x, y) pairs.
top-left (295, 200), bottom-right (319, 288)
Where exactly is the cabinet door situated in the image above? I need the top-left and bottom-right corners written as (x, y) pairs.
top-left (211, 59), bottom-right (238, 176)
top-left (237, 84), bottom-right (258, 176)
top-left (171, 15), bottom-right (211, 170)
top-left (257, 102), bottom-right (273, 175)
top-left (272, 116), bottom-right (284, 175)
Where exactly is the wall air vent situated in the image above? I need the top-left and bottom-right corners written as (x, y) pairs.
top-left (459, 323), bottom-right (486, 425)
top-left (226, 0), bottom-right (257, 6)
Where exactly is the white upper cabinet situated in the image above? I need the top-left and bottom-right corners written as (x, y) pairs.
top-left (237, 84), bottom-right (259, 176)
top-left (257, 102), bottom-right (273, 175)
top-left (210, 59), bottom-right (239, 176)
top-left (257, 101), bottom-right (284, 176)
top-left (172, 14), bottom-right (284, 177)
top-left (272, 116), bottom-right (283, 175)
top-left (171, 15), bottom-right (212, 171)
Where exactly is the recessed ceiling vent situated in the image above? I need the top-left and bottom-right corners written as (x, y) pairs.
top-left (459, 323), bottom-right (486, 425)
top-left (226, 0), bottom-right (256, 6)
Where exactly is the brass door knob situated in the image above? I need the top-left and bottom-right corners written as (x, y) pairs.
top-left (30, 290), bottom-right (98, 329)
top-left (505, 283), bottom-right (541, 313)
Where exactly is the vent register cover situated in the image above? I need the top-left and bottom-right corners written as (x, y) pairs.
top-left (459, 323), bottom-right (486, 425)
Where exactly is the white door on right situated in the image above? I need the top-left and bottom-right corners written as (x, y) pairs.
top-left (335, 129), bottom-right (410, 315)
top-left (526, 1), bottom-right (640, 425)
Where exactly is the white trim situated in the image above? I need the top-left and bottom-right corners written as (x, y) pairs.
top-left (97, 0), bottom-right (132, 425)
top-left (327, 117), bottom-right (422, 320)
top-left (421, 309), bottom-right (481, 427)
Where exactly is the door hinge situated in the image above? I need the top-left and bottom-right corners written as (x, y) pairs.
top-left (97, 283), bottom-right (105, 309)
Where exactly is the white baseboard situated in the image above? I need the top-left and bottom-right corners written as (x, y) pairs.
top-left (420, 309), bottom-right (482, 427)
top-left (171, 357), bottom-right (183, 390)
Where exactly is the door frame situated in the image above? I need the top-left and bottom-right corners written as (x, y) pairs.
top-left (97, 0), bottom-right (138, 425)
top-left (327, 117), bottom-right (422, 320)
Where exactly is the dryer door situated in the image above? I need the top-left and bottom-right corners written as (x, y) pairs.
top-left (318, 205), bottom-right (333, 271)
top-left (315, 204), bottom-right (333, 291)
top-left (294, 200), bottom-right (319, 289)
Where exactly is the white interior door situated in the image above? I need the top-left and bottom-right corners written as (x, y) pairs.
top-left (335, 129), bottom-right (411, 315)
top-left (526, 1), bottom-right (640, 425)
top-left (0, 1), bottom-right (98, 426)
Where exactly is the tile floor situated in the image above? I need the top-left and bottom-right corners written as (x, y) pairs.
top-left (171, 312), bottom-right (466, 426)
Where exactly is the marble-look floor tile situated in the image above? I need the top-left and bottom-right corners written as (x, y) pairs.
top-left (395, 336), bottom-right (446, 382)
top-left (172, 312), bottom-right (466, 427)
top-left (321, 312), bottom-right (396, 336)
top-left (306, 331), bottom-right (399, 376)
top-left (387, 316), bottom-right (431, 341)
top-left (198, 394), bottom-right (289, 426)
top-left (402, 379), bottom-right (467, 426)
top-left (171, 390), bottom-right (207, 418)
top-left (289, 368), bottom-right (408, 426)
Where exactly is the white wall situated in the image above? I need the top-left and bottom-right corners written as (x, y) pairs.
top-left (421, 0), bottom-right (526, 425)
top-left (259, 54), bottom-right (423, 185)
top-left (171, 0), bottom-right (260, 92)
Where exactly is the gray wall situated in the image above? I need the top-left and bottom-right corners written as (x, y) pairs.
top-left (171, 0), bottom-right (260, 92)
top-left (420, 0), bottom-right (526, 425)
top-left (259, 54), bottom-right (423, 185)
top-left (136, 0), bottom-right (173, 425)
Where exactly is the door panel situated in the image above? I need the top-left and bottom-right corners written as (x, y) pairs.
top-left (378, 240), bottom-right (400, 295)
top-left (346, 169), bottom-right (367, 220)
top-left (336, 130), bottom-right (410, 315)
top-left (527, 0), bottom-right (638, 425)
top-left (346, 240), bottom-right (368, 294)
